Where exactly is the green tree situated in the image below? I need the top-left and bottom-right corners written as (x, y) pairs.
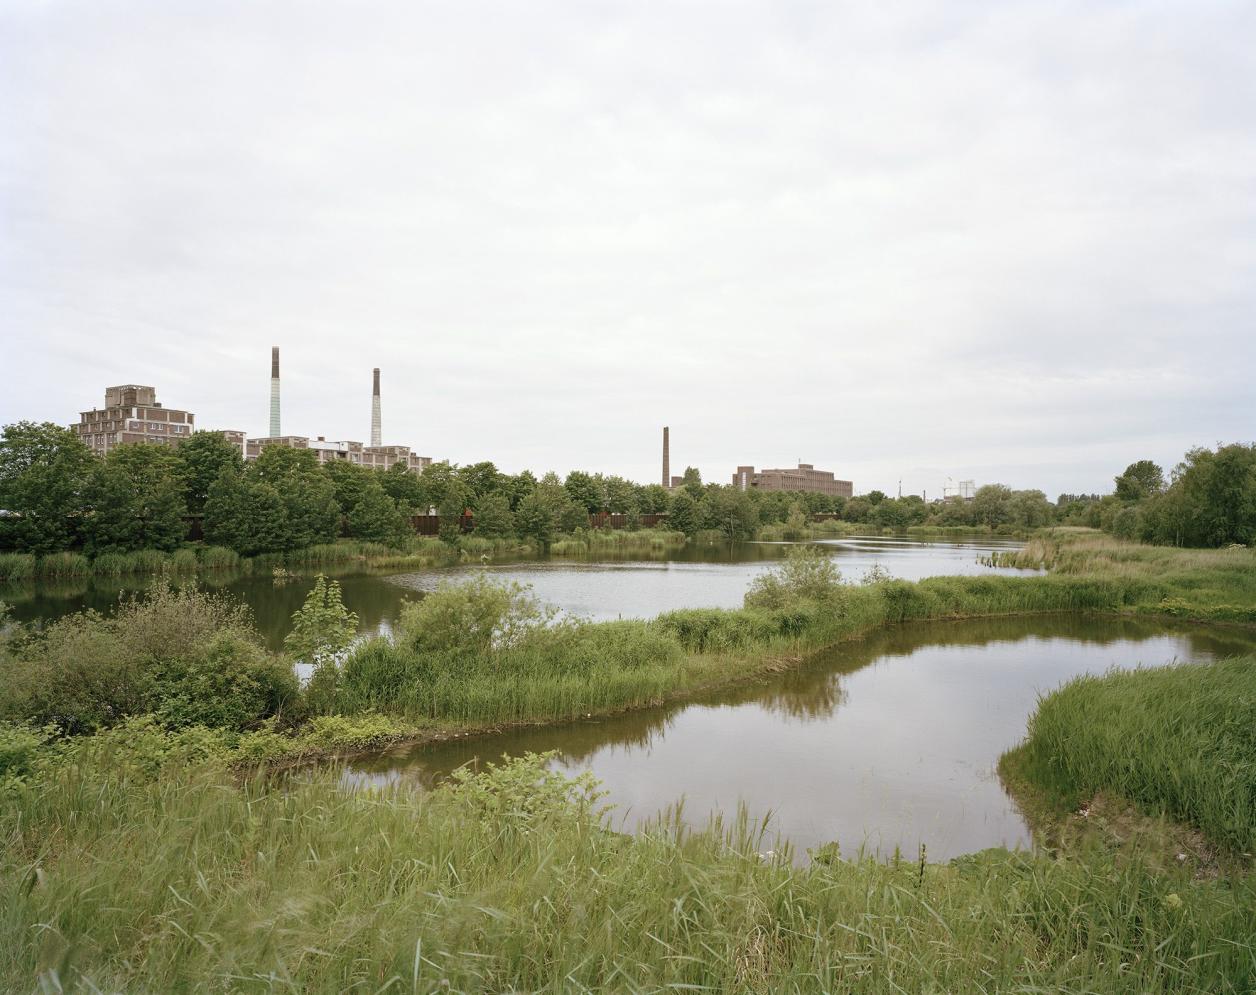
top-left (603, 475), bottom-right (638, 514)
top-left (471, 491), bottom-right (515, 538)
top-left (970, 485), bottom-right (1014, 528)
top-left (203, 467), bottom-right (289, 556)
top-left (284, 574), bottom-right (357, 667)
top-left (177, 431), bottom-right (243, 514)
top-left (347, 478), bottom-right (411, 548)
top-left (866, 490), bottom-right (887, 506)
top-left (250, 447), bottom-right (341, 548)
top-left (635, 483), bottom-right (671, 514)
top-left (0, 421), bottom-right (95, 554)
top-left (564, 471), bottom-right (605, 513)
top-left (680, 466), bottom-right (703, 499)
top-left (1114, 460), bottom-right (1165, 502)
top-left (81, 445), bottom-right (188, 554)
top-left (380, 462), bottom-right (424, 513)
top-left (285, 574), bottom-right (359, 715)
top-left (703, 487), bottom-right (759, 540)
top-left (514, 491), bottom-right (555, 548)
top-left (458, 461), bottom-right (505, 500)
top-left (325, 460), bottom-right (372, 515)
top-left (502, 470), bottom-right (538, 511)
top-left (1172, 444), bottom-right (1256, 547)
top-left (666, 490), bottom-right (700, 536)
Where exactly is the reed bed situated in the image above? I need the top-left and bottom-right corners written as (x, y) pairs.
top-left (0, 553), bottom-right (36, 582)
top-left (34, 551), bottom-right (90, 578)
top-left (1, 749), bottom-right (1253, 993)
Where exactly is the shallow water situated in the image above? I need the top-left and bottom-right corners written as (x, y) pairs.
top-left (345, 615), bottom-right (1256, 862)
top-left (3, 535), bottom-right (1031, 646)
top-left (388, 534), bottom-right (1034, 623)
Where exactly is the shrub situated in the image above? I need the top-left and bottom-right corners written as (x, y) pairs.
top-left (744, 546), bottom-right (846, 611)
top-left (0, 582), bottom-right (278, 734)
top-left (150, 632), bottom-right (302, 730)
top-left (396, 574), bottom-right (551, 659)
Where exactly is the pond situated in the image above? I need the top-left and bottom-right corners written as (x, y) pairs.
top-left (344, 615), bottom-right (1256, 862)
top-left (3, 535), bottom-right (1032, 647)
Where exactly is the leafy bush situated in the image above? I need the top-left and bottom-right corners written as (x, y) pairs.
top-left (150, 632), bottom-right (302, 730)
top-left (744, 546), bottom-right (846, 611)
top-left (396, 574), bottom-right (551, 659)
top-left (0, 582), bottom-right (290, 733)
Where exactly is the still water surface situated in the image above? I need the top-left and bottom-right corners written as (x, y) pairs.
top-left (346, 615), bottom-right (1256, 862)
top-left (4, 535), bottom-right (1031, 647)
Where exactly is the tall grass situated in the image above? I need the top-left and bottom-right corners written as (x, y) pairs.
top-left (1003, 656), bottom-right (1256, 853)
top-left (1, 749), bottom-right (1253, 993)
top-left (35, 551), bottom-right (90, 578)
top-left (0, 553), bottom-right (35, 582)
top-left (197, 545), bottom-right (241, 570)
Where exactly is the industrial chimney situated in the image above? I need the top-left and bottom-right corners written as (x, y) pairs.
top-left (662, 426), bottom-right (670, 488)
top-left (269, 347), bottom-right (281, 437)
top-left (370, 368), bottom-right (382, 447)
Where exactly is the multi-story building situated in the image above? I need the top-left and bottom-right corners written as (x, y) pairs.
top-left (732, 462), bottom-right (853, 498)
top-left (72, 385), bottom-right (195, 456)
top-left (244, 435), bottom-right (431, 473)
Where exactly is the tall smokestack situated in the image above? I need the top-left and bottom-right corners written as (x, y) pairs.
top-left (370, 368), bottom-right (382, 447)
top-left (269, 347), bottom-right (281, 437)
top-left (662, 426), bottom-right (670, 488)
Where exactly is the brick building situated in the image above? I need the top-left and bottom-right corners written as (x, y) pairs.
top-left (732, 462), bottom-right (853, 498)
top-left (72, 385), bottom-right (195, 456)
top-left (244, 435), bottom-right (431, 473)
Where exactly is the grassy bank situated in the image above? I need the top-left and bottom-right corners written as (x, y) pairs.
top-left (4, 536), bottom-right (1256, 991)
top-left (2, 739), bottom-right (1254, 993)
top-left (1001, 656), bottom-right (1256, 855)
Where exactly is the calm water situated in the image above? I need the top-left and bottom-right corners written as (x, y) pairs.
top-left (346, 615), bottom-right (1256, 862)
top-left (392, 535), bottom-right (1034, 623)
top-left (2, 535), bottom-right (1031, 647)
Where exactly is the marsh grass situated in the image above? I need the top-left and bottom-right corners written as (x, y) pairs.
top-left (0, 553), bottom-right (35, 582)
top-left (1002, 656), bottom-right (1256, 854)
top-left (35, 551), bottom-right (89, 578)
top-left (1, 750), bottom-right (1254, 993)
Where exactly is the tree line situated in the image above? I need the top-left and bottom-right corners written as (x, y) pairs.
top-left (5, 420), bottom-right (1246, 559)
top-left (1058, 444), bottom-right (1256, 547)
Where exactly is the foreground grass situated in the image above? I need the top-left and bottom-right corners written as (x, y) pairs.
top-left (2, 743), bottom-right (1254, 994)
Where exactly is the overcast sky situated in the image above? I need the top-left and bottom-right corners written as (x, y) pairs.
top-left (2, 1), bottom-right (1253, 499)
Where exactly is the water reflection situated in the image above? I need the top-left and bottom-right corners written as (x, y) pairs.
top-left (346, 615), bottom-right (1256, 861)
top-left (1, 535), bottom-right (1031, 648)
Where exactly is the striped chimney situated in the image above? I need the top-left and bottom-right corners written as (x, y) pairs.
top-left (269, 347), bottom-right (281, 437)
top-left (370, 368), bottom-right (382, 447)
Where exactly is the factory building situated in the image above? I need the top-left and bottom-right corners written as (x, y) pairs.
top-left (72, 351), bottom-right (430, 474)
top-left (732, 462), bottom-right (853, 498)
top-left (72, 385), bottom-right (196, 456)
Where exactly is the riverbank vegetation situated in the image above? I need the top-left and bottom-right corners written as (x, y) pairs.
top-left (2, 731), bottom-right (1254, 992)
top-left (3, 535), bottom-right (1256, 990)
top-left (1001, 656), bottom-right (1256, 855)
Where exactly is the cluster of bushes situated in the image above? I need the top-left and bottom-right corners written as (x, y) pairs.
top-left (0, 583), bottom-right (300, 734)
